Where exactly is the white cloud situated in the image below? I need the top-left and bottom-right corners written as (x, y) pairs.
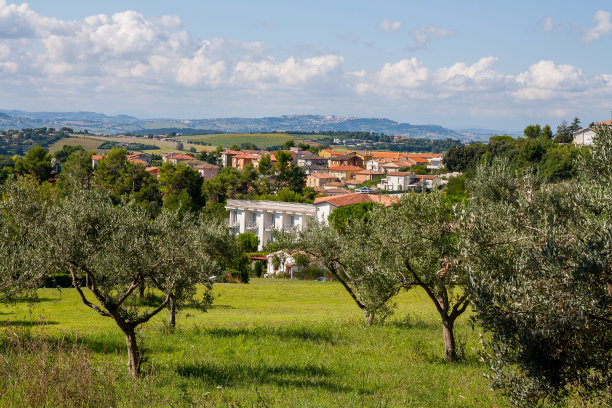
top-left (409, 25), bottom-right (453, 50)
top-left (434, 57), bottom-right (508, 92)
top-left (539, 17), bottom-right (563, 32)
top-left (378, 19), bottom-right (401, 33)
top-left (581, 10), bottom-right (612, 42)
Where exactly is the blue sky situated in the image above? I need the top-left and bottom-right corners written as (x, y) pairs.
top-left (1, 0), bottom-right (611, 130)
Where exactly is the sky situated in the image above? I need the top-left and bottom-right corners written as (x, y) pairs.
top-left (1, 0), bottom-right (611, 130)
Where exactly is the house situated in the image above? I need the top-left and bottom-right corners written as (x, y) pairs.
top-left (328, 165), bottom-right (363, 180)
top-left (378, 172), bottom-right (415, 191)
top-left (318, 149), bottom-right (341, 158)
top-left (322, 187), bottom-right (351, 196)
top-left (162, 153), bottom-right (196, 165)
top-left (355, 169), bottom-right (384, 184)
top-left (226, 199), bottom-right (317, 250)
top-left (231, 152), bottom-right (260, 170)
top-left (145, 167), bottom-right (160, 177)
top-left (226, 193), bottom-right (398, 249)
top-left (328, 152), bottom-right (364, 168)
top-left (91, 154), bottom-right (104, 169)
top-left (297, 152), bottom-right (328, 168)
top-left (126, 152), bottom-right (151, 166)
top-left (573, 128), bottom-right (597, 146)
top-left (426, 156), bottom-right (444, 170)
top-left (220, 150), bottom-right (239, 167)
top-left (193, 162), bottom-right (220, 179)
top-left (306, 173), bottom-right (339, 188)
top-left (265, 250), bottom-right (316, 278)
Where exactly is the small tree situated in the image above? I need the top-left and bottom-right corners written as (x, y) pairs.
top-left (0, 182), bottom-right (230, 379)
top-left (370, 192), bottom-right (469, 360)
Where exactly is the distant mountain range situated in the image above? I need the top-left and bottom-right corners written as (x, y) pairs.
top-left (0, 110), bottom-right (514, 141)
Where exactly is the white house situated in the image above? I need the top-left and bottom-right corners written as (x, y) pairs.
top-left (377, 172), bottom-right (415, 191)
top-left (573, 128), bottom-right (596, 146)
top-left (426, 156), bottom-right (444, 170)
top-left (227, 194), bottom-right (399, 249)
top-left (226, 199), bottom-right (316, 250)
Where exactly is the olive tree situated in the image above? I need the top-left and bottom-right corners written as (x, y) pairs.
top-left (281, 220), bottom-right (403, 324)
top-left (460, 145), bottom-right (612, 406)
top-left (0, 181), bottom-right (230, 379)
top-left (369, 192), bottom-right (469, 361)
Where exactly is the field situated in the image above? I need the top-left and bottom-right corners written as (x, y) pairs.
top-left (0, 279), bottom-right (507, 407)
top-left (177, 133), bottom-right (328, 149)
top-left (48, 135), bottom-right (214, 155)
top-left (47, 136), bottom-right (106, 153)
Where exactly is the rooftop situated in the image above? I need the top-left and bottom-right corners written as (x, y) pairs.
top-left (314, 193), bottom-right (398, 207)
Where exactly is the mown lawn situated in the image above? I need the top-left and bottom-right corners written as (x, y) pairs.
top-left (0, 279), bottom-right (506, 407)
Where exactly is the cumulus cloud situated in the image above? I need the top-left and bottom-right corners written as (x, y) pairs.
top-left (581, 10), bottom-right (612, 42)
top-left (409, 25), bottom-right (454, 50)
top-left (378, 19), bottom-right (401, 33)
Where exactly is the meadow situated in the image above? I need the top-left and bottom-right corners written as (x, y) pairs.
top-left (177, 133), bottom-right (328, 149)
top-left (0, 279), bottom-right (506, 407)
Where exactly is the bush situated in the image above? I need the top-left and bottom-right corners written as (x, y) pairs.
top-left (254, 260), bottom-right (264, 278)
top-left (293, 266), bottom-right (326, 280)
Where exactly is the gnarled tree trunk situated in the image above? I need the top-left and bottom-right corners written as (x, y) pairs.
top-left (123, 326), bottom-right (141, 379)
top-left (442, 317), bottom-right (456, 361)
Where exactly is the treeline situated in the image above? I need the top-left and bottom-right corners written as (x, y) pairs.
top-left (444, 118), bottom-right (586, 182)
top-left (124, 128), bottom-right (221, 136)
top-left (0, 127), bottom-right (71, 155)
top-left (97, 141), bottom-right (160, 151)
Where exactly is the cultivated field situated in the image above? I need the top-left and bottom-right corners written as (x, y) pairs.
top-left (0, 279), bottom-right (506, 407)
top-left (177, 133), bottom-right (328, 149)
top-left (47, 136), bottom-right (106, 154)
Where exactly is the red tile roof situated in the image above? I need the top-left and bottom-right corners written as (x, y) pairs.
top-left (309, 173), bottom-right (338, 179)
top-left (328, 165), bottom-right (363, 171)
top-left (595, 120), bottom-right (612, 126)
top-left (166, 153), bottom-right (196, 160)
top-left (314, 193), bottom-right (398, 207)
top-left (91, 155), bottom-right (104, 160)
top-left (387, 171), bottom-right (413, 176)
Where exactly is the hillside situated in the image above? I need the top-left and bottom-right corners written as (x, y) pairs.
top-left (0, 111), bottom-right (492, 141)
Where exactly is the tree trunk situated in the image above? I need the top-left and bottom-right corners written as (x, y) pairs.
top-left (442, 318), bottom-right (456, 361)
top-left (138, 281), bottom-right (145, 300)
top-left (168, 296), bottom-right (176, 329)
top-left (364, 309), bottom-right (375, 325)
top-left (123, 326), bottom-right (141, 379)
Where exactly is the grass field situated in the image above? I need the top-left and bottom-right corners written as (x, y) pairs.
top-left (0, 279), bottom-right (507, 407)
top-left (47, 136), bottom-right (107, 154)
top-left (177, 133), bottom-right (328, 149)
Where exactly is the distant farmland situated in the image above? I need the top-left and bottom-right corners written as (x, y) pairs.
top-left (177, 133), bottom-right (328, 149)
top-left (48, 136), bottom-right (106, 153)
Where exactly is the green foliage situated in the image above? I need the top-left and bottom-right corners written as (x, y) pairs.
top-left (523, 124), bottom-right (542, 138)
top-left (461, 142), bottom-right (612, 406)
top-left (444, 174), bottom-right (467, 203)
top-left (14, 146), bottom-right (53, 182)
top-left (97, 141), bottom-right (159, 151)
top-left (53, 144), bottom-right (85, 163)
top-left (158, 162), bottom-right (203, 213)
top-left (237, 232), bottom-right (259, 253)
top-left (327, 202), bottom-right (378, 233)
top-left (254, 260), bottom-right (264, 278)
top-left (538, 144), bottom-right (580, 181)
top-left (443, 143), bottom-right (487, 172)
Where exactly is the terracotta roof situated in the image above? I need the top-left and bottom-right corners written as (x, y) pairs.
top-left (233, 153), bottom-right (259, 159)
top-left (221, 150), bottom-right (240, 155)
top-left (129, 158), bottom-right (148, 165)
top-left (166, 153), bottom-right (196, 160)
top-left (322, 188), bottom-right (351, 195)
top-left (387, 171), bottom-right (413, 176)
top-left (323, 181), bottom-right (344, 187)
top-left (344, 179), bottom-right (360, 184)
top-left (193, 163), bottom-right (219, 169)
top-left (331, 152), bottom-right (360, 160)
top-left (415, 174), bottom-right (435, 179)
top-left (309, 173), bottom-right (338, 179)
top-left (356, 169), bottom-right (384, 175)
top-left (328, 165), bottom-right (363, 171)
top-left (145, 167), bottom-right (159, 175)
top-left (91, 155), bottom-right (104, 160)
top-left (382, 162), bottom-right (401, 168)
top-left (409, 157), bottom-right (429, 164)
top-left (594, 120), bottom-right (612, 126)
top-left (314, 193), bottom-right (398, 207)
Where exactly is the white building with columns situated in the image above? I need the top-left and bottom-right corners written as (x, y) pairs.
top-left (226, 199), bottom-right (317, 250)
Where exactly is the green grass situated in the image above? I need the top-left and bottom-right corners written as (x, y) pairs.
top-left (0, 279), bottom-right (506, 407)
top-left (47, 136), bottom-right (106, 153)
top-left (177, 133), bottom-right (328, 149)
